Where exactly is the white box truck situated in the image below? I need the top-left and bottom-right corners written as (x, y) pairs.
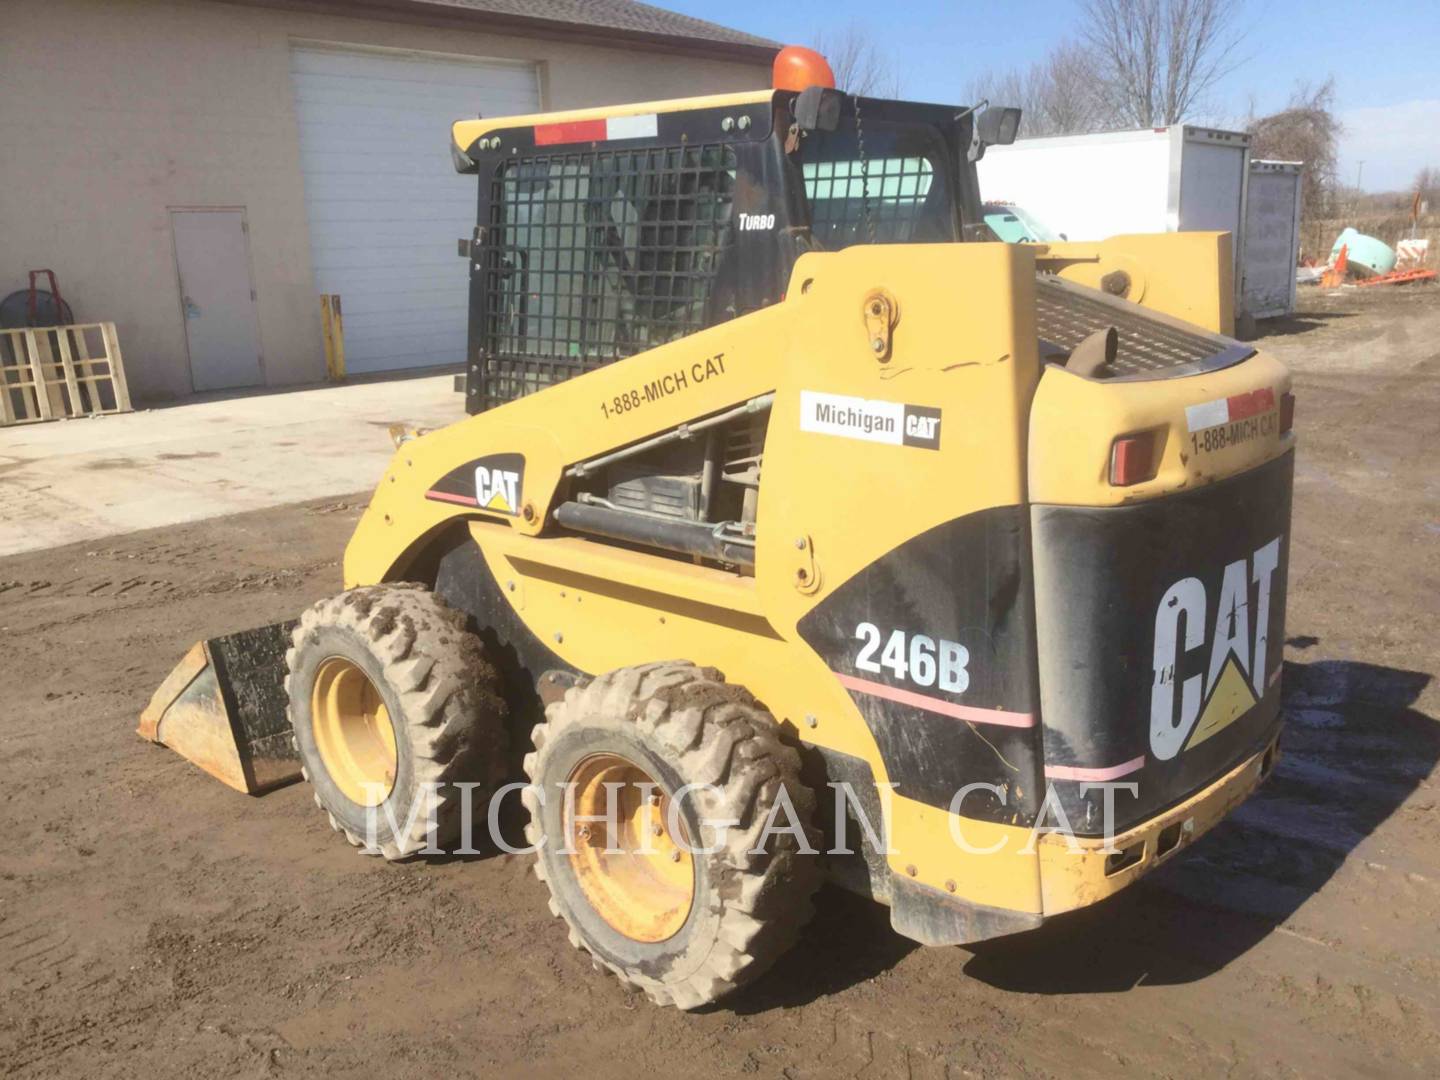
top-left (977, 126), bottom-right (1259, 313)
top-left (1243, 160), bottom-right (1303, 319)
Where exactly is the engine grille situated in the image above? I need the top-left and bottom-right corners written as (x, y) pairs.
top-left (1034, 276), bottom-right (1251, 380)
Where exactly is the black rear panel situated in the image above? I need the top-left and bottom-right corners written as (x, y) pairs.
top-left (796, 506), bottom-right (1044, 827)
top-left (1031, 451), bottom-right (1293, 835)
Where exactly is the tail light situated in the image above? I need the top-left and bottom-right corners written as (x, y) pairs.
top-left (1279, 392), bottom-right (1295, 434)
top-left (1109, 432), bottom-right (1157, 486)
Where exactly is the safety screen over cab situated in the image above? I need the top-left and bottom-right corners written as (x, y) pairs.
top-left (478, 144), bottom-right (736, 409)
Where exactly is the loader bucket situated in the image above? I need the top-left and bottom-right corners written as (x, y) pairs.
top-left (138, 622), bottom-right (302, 795)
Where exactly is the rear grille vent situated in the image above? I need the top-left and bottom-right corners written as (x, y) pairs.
top-left (1035, 276), bottom-right (1251, 380)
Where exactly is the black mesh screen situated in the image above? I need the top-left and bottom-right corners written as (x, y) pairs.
top-left (479, 143), bottom-right (736, 408)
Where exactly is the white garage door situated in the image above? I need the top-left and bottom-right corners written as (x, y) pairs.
top-left (290, 46), bottom-right (540, 374)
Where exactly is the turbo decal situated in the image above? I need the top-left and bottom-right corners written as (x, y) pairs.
top-left (1150, 536), bottom-right (1282, 761)
top-left (799, 391), bottom-right (942, 450)
top-left (425, 452), bottom-right (525, 516)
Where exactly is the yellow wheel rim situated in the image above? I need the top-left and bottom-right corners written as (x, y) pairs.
top-left (566, 754), bottom-right (695, 943)
top-left (310, 656), bottom-right (398, 807)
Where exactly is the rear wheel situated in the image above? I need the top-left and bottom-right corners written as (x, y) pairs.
top-left (524, 662), bottom-right (819, 1009)
top-left (286, 583), bottom-right (506, 859)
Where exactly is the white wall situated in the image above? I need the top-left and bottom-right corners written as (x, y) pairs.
top-left (0, 0), bottom-right (770, 402)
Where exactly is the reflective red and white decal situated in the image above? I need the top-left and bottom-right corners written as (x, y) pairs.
top-left (534, 113), bottom-right (658, 146)
top-left (1043, 756), bottom-right (1146, 782)
top-left (1185, 387), bottom-right (1276, 432)
top-left (834, 672), bottom-right (1036, 728)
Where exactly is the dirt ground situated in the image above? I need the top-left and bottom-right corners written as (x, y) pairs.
top-left (3, 284), bottom-right (1438, 1078)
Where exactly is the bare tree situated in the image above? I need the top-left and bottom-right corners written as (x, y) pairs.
top-left (1083, 0), bottom-right (1243, 125)
top-left (968, 43), bottom-right (1110, 137)
top-left (1415, 166), bottom-right (1440, 206)
top-left (812, 23), bottom-right (900, 98)
top-left (1247, 79), bottom-right (1342, 219)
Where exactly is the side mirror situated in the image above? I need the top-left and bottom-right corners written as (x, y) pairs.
top-left (978, 106), bottom-right (1021, 146)
top-left (794, 85), bottom-right (843, 133)
top-left (967, 106), bottom-right (1022, 162)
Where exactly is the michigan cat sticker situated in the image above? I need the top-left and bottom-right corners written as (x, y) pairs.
top-left (800, 391), bottom-right (941, 450)
top-left (425, 452), bottom-right (524, 516)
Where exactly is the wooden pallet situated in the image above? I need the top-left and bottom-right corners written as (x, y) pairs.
top-left (0, 322), bottom-right (132, 426)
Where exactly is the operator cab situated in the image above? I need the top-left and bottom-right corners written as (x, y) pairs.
top-left (451, 75), bottom-right (1019, 414)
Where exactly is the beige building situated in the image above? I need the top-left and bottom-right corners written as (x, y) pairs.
top-left (0, 0), bottom-right (775, 403)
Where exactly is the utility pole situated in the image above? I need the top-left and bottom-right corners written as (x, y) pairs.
top-left (1356, 160), bottom-right (1365, 191)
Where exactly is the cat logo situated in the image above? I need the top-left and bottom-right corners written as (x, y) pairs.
top-left (905, 412), bottom-right (940, 442)
top-left (423, 452), bottom-right (525, 516)
top-left (1150, 537), bottom-right (1282, 760)
top-left (476, 465), bottom-right (520, 514)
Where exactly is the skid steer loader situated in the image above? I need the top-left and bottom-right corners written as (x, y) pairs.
top-left (140, 48), bottom-right (1294, 1009)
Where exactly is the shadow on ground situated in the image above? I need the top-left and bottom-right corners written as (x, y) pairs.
top-left (1247, 310), bottom-right (1356, 339)
top-left (730, 654), bottom-right (1435, 1008)
top-left (395, 653), bottom-right (1439, 1005)
top-left (960, 655), bottom-right (1436, 994)
top-left (730, 885), bottom-right (918, 1013)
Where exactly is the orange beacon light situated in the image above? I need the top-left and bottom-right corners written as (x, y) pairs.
top-left (772, 45), bottom-right (836, 92)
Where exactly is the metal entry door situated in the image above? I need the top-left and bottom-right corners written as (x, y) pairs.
top-left (171, 209), bottom-right (264, 392)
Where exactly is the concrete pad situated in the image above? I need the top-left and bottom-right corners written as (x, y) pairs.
top-left (0, 376), bottom-right (464, 557)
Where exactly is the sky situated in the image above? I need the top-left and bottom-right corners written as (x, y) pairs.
top-left (663, 0), bottom-right (1440, 191)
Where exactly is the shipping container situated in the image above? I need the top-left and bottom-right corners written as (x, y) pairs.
top-left (1243, 161), bottom-right (1303, 319)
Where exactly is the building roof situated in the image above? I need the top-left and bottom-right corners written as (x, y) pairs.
top-left (418, 1), bottom-right (778, 50)
top-left (259, 1), bottom-right (780, 61)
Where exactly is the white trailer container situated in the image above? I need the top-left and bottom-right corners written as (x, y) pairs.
top-left (977, 126), bottom-right (1253, 310)
top-left (1242, 161), bottom-right (1303, 319)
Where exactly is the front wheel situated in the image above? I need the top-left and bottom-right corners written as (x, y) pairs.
top-left (523, 662), bottom-right (820, 1009)
top-left (285, 583), bottom-right (507, 859)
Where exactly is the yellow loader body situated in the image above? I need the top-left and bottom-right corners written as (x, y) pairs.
top-left (340, 239), bottom-right (1291, 938)
top-left (143, 82), bottom-right (1293, 956)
